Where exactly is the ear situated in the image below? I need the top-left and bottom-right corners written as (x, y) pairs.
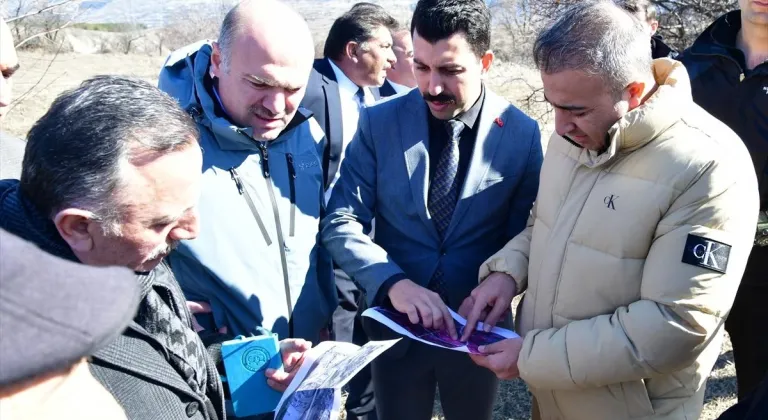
top-left (345, 41), bottom-right (360, 63)
top-left (649, 21), bottom-right (659, 36)
top-left (210, 42), bottom-right (223, 78)
top-left (625, 81), bottom-right (646, 110)
top-left (480, 50), bottom-right (495, 75)
top-left (53, 209), bottom-right (98, 254)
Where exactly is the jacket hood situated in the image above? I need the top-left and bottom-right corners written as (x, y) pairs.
top-left (573, 59), bottom-right (692, 168)
top-left (158, 41), bottom-right (313, 152)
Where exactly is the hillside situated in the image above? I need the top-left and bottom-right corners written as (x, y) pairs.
top-left (76, 0), bottom-right (415, 28)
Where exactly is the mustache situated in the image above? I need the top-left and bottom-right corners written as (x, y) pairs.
top-left (422, 93), bottom-right (456, 103)
top-left (145, 240), bottom-right (179, 262)
top-left (248, 105), bottom-right (285, 120)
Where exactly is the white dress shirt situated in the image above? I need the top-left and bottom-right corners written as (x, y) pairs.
top-left (325, 58), bottom-right (375, 204)
top-left (387, 79), bottom-right (414, 95)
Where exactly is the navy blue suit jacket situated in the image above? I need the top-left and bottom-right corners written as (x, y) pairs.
top-left (320, 88), bottom-right (543, 342)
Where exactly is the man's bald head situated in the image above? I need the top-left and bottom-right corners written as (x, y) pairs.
top-left (217, 0), bottom-right (314, 72)
top-left (0, 18), bottom-right (20, 120)
top-left (209, 0), bottom-right (315, 140)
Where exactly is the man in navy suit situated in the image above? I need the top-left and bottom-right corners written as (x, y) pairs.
top-left (379, 27), bottom-right (417, 98)
top-left (299, 4), bottom-right (397, 419)
top-left (320, 0), bottom-right (543, 418)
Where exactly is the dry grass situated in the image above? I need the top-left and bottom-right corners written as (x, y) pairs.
top-left (3, 51), bottom-right (166, 138)
top-left (2, 51), bottom-right (738, 420)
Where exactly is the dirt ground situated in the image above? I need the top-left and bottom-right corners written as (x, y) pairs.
top-left (2, 51), bottom-right (738, 420)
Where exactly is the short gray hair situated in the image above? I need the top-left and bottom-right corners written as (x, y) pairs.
top-left (20, 75), bottom-right (199, 234)
top-left (533, 0), bottom-right (652, 95)
top-left (217, 1), bottom-right (243, 72)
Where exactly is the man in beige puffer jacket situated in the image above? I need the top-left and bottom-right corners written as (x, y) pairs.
top-left (459, 2), bottom-right (760, 419)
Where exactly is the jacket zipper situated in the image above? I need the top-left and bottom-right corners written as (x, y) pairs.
top-left (229, 167), bottom-right (272, 246)
top-left (257, 141), bottom-right (294, 329)
top-left (286, 153), bottom-right (297, 237)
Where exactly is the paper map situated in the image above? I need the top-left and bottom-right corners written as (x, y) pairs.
top-left (362, 306), bottom-right (519, 354)
top-left (274, 339), bottom-right (401, 420)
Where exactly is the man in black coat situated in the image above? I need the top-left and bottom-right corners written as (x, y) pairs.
top-left (300, 4), bottom-right (397, 419)
top-left (717, 372), bottom-right (768, 419)
top-left (0, 75), bottom-right (309, 420)
top-left (678, 2), bottom-right (768, 400)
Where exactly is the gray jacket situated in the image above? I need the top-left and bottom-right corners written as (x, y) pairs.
top-left (159, 41), bottom-right (336, 343)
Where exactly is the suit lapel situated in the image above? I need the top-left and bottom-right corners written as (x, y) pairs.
top-left (92, 324), bottom-right (199, 399)
top-left (445, 91), bottom-right (506, 240)
top-left (322, 80), bottom-right (343, 147)
top-left (399, 90), bottom-right (439, 240)
top-left (315, 58), bottom-right (344, 148)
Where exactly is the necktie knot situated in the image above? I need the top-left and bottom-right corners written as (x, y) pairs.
top-left (445, 119), bottom-right (464, 141)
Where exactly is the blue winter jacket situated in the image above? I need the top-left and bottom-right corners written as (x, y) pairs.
top-left (158, 41), bottom-right (337, 343)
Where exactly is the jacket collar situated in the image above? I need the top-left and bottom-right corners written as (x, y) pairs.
top-left (570, 59), bottom-right (691, 168)
top-left (688, 10), bottom-right (742, 59)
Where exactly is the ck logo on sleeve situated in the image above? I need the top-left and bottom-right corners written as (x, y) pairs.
top-left (681, 234), bottom-right (731, 274)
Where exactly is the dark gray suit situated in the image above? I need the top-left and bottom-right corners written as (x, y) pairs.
top-left (321, 88), bottom-right (543, 419)
top-left (301, 58), bottom-right (381, 191)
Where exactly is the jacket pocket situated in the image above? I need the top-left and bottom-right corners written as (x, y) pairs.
top-left (616, 379), bottom-right (655, 418)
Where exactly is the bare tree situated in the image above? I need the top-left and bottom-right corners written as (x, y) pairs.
top-left (488, 0), bottom-right (546, 64)
top-left (5, 0), bottom-right (82, 50)
top-left (652, 0), bottom-right (737, 49)
top-left (117, 31), bottom-right (144, 54)
top-left (154, 5), bottom-right (226, 55)
top-left (503, 0), bottom-right (738, 51)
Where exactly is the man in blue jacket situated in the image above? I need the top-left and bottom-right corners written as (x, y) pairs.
top-left (158, 0), bottom-right (336, 347)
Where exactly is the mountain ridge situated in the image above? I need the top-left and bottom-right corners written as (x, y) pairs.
top-left (75, 0), bottom-right (416, 28)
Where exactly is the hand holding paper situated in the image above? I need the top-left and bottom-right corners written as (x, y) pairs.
top-left (266, 339), bottom-right (312, 392)
top-left (469, 337), bottom-right (525, 380)
top-left (362, 305), bottom-right (519, 354)
top-left (387, 279), bottom-right (458, 340)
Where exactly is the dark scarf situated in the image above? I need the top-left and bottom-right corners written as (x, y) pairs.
top-left (0, 180), bottom-right (215, 406)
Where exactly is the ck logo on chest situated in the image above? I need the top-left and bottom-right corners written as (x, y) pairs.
top-left (604, 194), bottom-right (618, 210)
top-left (681, 234), bottom-right (731, 274)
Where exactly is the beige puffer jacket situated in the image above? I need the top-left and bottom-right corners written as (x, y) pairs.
top-left (480, 60), bottom-right (759, 420)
